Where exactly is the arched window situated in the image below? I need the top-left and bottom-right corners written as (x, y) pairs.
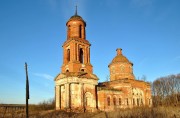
top-left (67, 49), bottom-right (70, 62)
top-left (66, 69), bottom-right (69, 72)
top-left (137, 98), bottom-right (139, 106)
top-left (126, 98), bottom-right (129, 105)
top-left (79, 48), bottom-right (83, 63)
top-left (113, 97), bottom-right (116, 106)
top-left (81, 69), bottom-right (85, 72)
top-left (79, 25), bottom-right (82, 38)
top-left (107, 97), bottom-right (110, 106)
top-left (133, 98), bottom-right (135, 106)
top-left (119, 98), bottom-right (121, 106)
top-left (141, 99), bottom-right (143, 105)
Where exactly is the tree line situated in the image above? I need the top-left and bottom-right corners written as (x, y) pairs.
top-left (152, 73), bottom-right (180, 106)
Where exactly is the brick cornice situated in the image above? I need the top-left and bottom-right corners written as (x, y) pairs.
top-left (62, 38), bottom-right (91, 47)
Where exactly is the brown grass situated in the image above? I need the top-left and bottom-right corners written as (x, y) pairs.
top-left (103, 106), bottom-right (180, 118)
top-left (0, 106), bottom-right (180, 118)
top-left (1, 98), bottom-right (180, 118)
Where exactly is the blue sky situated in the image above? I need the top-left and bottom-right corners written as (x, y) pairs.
top-left (0, 0), bottom-right (180, 104)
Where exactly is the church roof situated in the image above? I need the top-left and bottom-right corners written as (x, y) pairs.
top-left (109, 48), bottom-right (133, 66)
top-left (112, 54), bottom-right (130, 63)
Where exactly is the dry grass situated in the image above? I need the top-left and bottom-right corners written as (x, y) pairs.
top-left (0, 106), bottom-right (180, 118)
top-left (1, 98), bottom-right (180, 118)
top-left (103, 106), bottom-right (180, 118)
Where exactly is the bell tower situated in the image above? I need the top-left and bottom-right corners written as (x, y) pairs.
top-left (61, 7), bottom-right (92, 74)
top-left (55, 7), bottom-right (98, 111)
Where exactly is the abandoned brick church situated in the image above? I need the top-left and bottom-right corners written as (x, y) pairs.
top-left (54, 10), bottom-right (152, 112)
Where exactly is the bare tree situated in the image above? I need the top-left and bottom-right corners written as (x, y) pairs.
top-left (152, 73), bottom-right (180, 106)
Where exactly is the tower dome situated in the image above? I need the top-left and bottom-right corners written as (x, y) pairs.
top-left (66, 14), bottom-right (86, 26)
top-left (109, 48), bottom-right (135, 81)
top-left (66, 7), bottom-right (86, 39)
top-left (109, 48), bottom-right (133, 66)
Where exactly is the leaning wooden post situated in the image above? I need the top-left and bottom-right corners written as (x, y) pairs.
top-left (25, 62), bottom-right (30, 118)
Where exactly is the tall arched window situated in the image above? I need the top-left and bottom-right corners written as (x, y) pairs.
top-left (119, 98), bottom-right (121, 106)
top-left (133, 98), bottom-right (135, 106)
top-left (141, 99), bottom-right (143, 105)
top-left (79, 48), bottom-right (83, 63)
top-left (67, 49), bottom-right (70, 62)
top-left (126, 98), bottom-right (129, 105)
top-left (79, 25), bottom-right (82, 38)
top-left (137, 98), bottom-right (139, 106)
top-left (113, 97), bottom-right (116, 106)
top-left (107, 97), bottom-right (110, 106)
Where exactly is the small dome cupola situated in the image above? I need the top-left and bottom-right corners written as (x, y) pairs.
top-left (109, 48), bottom-right (135, 81)
top-left (66, 6), bottom-right (86, 39)
top-left (109, 48), bottom-right (132, 66)
top-left (116, 48), bottom-right (122, 55)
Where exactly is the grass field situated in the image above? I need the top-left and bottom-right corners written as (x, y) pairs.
top-left (0, 106), bottom-right (180, 118)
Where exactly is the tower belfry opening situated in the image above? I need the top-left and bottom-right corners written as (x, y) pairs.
top-left (79, 48), bottom-right (83, 63)
top-left (67, 49), bottom-right (70, 62)
top-left (79, 25), bottom-right (82, 38)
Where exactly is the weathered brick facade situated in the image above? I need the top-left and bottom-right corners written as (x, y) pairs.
top-left (54, 11), bottom-right (152, 112)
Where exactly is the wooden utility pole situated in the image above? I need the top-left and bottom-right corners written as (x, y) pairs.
top-left (25, 62), bottom-right (30, 118)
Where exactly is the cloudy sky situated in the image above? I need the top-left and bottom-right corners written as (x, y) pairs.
top-left (0, 0), bottom-right (180, 104)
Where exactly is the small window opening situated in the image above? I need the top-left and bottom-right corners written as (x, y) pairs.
top-left (107, 97), bottom-right (110, 106)
top-left (126, 98), bottom-right (129, 105)
top-left (141, 99), bottom-right (143, 105)
top-left (79, 48), bottom-right (84, 63)
top-left (81, 69), bottom-right (85, 72)
top-left (79, 25), bottom-right (82, 38)
top-left (119, 98), bottom-right (121, 106)
top-left (133, 98), bottom-right (135, 106)
top-left (137, 99), bottom-right (139, 106)
top-left (66, 70), bottom-right (69, 72)
top-left (113, 97), bottom-right (116, 106)
top-left (67, 49), bottom-right (70, 62)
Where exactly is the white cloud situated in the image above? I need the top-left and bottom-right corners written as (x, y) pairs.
top-left (33, 73), bottom-right (54, 81)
